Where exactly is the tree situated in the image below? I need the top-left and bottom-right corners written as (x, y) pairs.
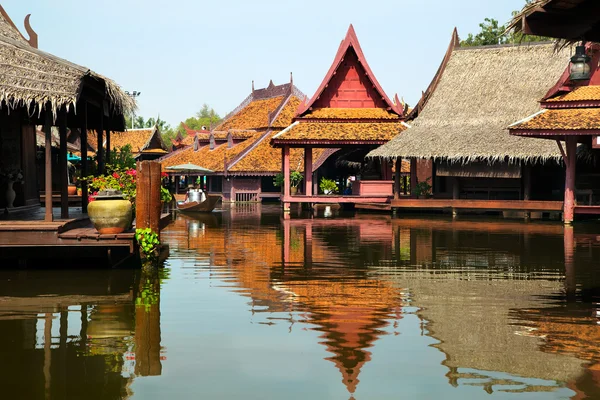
top-left (460, 1), bottom-right (550, 47)
top-left (177, 104), bottom-right (222, 135)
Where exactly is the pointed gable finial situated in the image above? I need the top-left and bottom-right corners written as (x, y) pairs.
top-left (290, 72), bottom-right (293, 85)
top-left (252, 80), bottom-right (255, 95)
top-left (268, 79), bottom-right (274, 89)
top-left (24, 14), bottom-right (38, 48)
top-left (451, 27), bottom-right (460, 48)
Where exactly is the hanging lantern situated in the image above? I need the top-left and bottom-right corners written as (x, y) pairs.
top-left (570, 45), bottom-right (591, 81)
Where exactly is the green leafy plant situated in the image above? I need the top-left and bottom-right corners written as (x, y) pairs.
top-left (319, 178), bottom-right (338, 195)
top-left (86, 168), bottom-right (137, 204)
top-left (273, 173), bottom-right (284, 188)
top-left (107, 144), bottom-right (136, 170)
top-left (290, 171), bottom-right (303, 188)
top-left (161, 186), bottom-right (172, 203)
top-left (414, 177), bottom-right (432, 197)
top-left (135, 228), bottom-right (160, 260)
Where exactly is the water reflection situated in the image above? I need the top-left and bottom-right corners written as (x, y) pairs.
top-left (4, 205), bottom-right (600, 398)
top-left (0, 268), bottom-right (165, 399)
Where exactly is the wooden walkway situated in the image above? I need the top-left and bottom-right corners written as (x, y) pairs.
top-left (283, 195), bottom-right (391, 204)
top-left (391, 199), bottom-right (564, 212)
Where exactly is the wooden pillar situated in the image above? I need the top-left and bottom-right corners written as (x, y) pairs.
top-left (410, 158), bottom-right (417, 198)
top-left (97, 114), bottom-right (104, 175)
top-left (106, 129), bottom-right (111, 165)
top-left (403, 176), bottom-right (408, 195)
top-left (80, 102), bottom-right (88, 212)
top-left (136, 161), bottom-right (162, 235)
top-left (44, 108), bottom-right (53, 222)
top-left (452, 177), bottom-right (460, 219)
top-left (523, 164), bottom-right (532, 221)
top-left (394, 159), bottom-right (401, 200)
top-left (564, 137), bottom-right (577, 224)
top-left (282, 146), bottom-right (290, 211)
top-left (304, 147), bottom-right (313, 196)
top-left (59, 111), bottom-right (69, 219)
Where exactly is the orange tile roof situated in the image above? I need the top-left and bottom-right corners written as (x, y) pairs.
top-left (546, 85), bottom-right (600, 103)
top-left (511, 108), bottom-right (600, 130)
top-left (215, 96), bottom-right (285, 131)
top-left (160, 131), bottom-right (263, 172)
top-left (141, 148), bottom-right (168, 154)
top-left (110, 129), bottom-right (155, 152)
top-left (271, 96), bottom-right (302, 127)
top-left (273, 121), bottom-right (406, 142)
top-left (229, 131), bottom-right (327, 173)
top-left (302, 108), bottom-right (400, 120)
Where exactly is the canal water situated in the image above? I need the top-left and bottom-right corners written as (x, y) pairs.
top-left (2, 205), bottom-right (600, 399)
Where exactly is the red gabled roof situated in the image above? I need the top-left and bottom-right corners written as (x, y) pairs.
top-left (296, 24), bottom-right (404, 116)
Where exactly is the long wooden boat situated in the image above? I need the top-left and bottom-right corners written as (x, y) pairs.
top-left (177, 194), bottom-right (221, 213)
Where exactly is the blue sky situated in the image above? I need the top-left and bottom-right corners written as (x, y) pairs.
top-left (3, 0), bottom-right (526, 127)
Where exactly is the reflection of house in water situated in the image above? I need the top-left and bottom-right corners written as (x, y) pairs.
top-left (0, 269), bottom-right (163, 399)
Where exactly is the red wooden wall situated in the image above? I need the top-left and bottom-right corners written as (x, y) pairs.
top-left (312, 48), bottom-right (387, 109)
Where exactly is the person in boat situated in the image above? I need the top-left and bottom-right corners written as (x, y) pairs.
top-left (184, 184), bottom-right (206, 204)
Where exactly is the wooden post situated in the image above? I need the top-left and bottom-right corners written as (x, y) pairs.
top-left (452, 177), bottom-right (460, 219)
top-left (564, 225), bottom-right (576, 300)
top-left (44, 107), bottom-right (53, 222)
top-left (58, 110), bottom-right (69, 219)
top-left (106, 129), bottom-right (111, 165)
top-left (403, 176), bottom-right (408, 195)
top-left (136, 161), bottom-right (162, 235)
top-left (282, 146), bottom-right (290, 211)
top-left (80, 102), bottom-right (88, 212)
top-left (304, 147), bottom-right (313, 196)
top-left (394, 159), bottom-right (401, 200)
top-left (97, 114), bottom-right (104, 175)
top-left (174, 175), bottom-right (179, 194)
top-left (410, 158), bottom-right (418, 198)
top-left (564, 137), bottom-right (577, 224)
top-left (523, 164), bottom-right (532, 221)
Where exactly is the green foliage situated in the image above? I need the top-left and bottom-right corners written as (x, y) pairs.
top-left (413, 177), bottom-right (432, 197)
top-left (273, 173), bottom-right (284, 188)
top-left (460, 1), bottom-right (550, 47)
top-left (135, 228), bottom-right (160, 260)
top-left (319, 178), bottom-right (338, 195)
top-left (161, 186), bottom-right (173, 203)
top-left (177, 104), bottom-right (222, 135)
top-left (290, 171), bottom-right (303, 188)
top-left (108, 144), bottom-right (136, 170)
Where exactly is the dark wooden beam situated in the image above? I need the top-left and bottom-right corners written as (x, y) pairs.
top-left (80, 102), bottom-right (88, 213)
top-left (105, 124), bottom-right (111, 165)
top-left (97, 113), bottom-right (104, 175)
top-left (44, 107), bottom-right (53, 222)
top-left (59, 110), bottom-right (69, 219)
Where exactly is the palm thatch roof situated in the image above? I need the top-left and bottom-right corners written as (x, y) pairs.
top-left (368, 42), bottom-right (571, 163)
top-left (0, 8), bottom-right (134, 121)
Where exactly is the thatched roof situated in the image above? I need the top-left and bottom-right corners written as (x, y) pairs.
top-left (368, 42), bottom-right (571, 163)
top-left (0, 8), bottom-right (134, 121)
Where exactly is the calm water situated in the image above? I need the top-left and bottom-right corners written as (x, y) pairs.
top-left (3, 205), bottom-right (600, 399)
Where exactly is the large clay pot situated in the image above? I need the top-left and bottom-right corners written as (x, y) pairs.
top-left (5, 181), bottom-right (16, 208)
top-left (88, 190), bottom-right (132, 234)
top-left (290, 187), bottom-right (298, 195)
top-left (68, 185), bottom-right (77, 195)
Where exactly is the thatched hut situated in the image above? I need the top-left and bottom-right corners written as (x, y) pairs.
top-left (0, 6), bottom-right (134, 220)
top-left (368, 31), bottom-right (572, 204)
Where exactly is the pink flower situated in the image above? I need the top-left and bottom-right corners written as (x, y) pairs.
top-left (112, 172), bottom-right (120, 179)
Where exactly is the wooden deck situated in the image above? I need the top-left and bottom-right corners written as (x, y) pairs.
top-left (391, 199), bottom-right (564, 212)
top-left (283, 195), bottom-right (391, 204)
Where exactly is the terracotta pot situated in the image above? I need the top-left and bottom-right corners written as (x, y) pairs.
top-left (68, 185), bottom-right (77, 195)
top-left (290, 187), bottom-right (298, 195)
top-left (88, 194), bottom-right (132, 234)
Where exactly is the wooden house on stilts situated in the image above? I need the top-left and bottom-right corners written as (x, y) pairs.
top-left (368, 30), bottom-right (574, 217)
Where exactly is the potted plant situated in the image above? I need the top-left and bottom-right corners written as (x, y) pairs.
top-left (289, 171), bottom-right (303, 195)
top-left (413, 177), bottom-right (432, 199)
top-left (319, 178), bottom-right (338, 195)
top-left (86, 168), bottom-right (137, 233)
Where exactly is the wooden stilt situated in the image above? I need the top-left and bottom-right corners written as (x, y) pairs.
top-left (394, 158), bottom-right (401, 200)
top-left (410, 158), bottom-right (417, 198)
top-left (304, 147), bottom-right (313, 196)
top-left (106, 129), bottom-right (111, 165)
top-left (44, 107), bottom-right (53, 222)
top-left (523, 164), bottom-right (532, 221)
top-left (80, 102), bottom-right (88, 213)
top-left (452, 177), bottom-right (460, 218)
top-left (97, 113), bottom-right (104, 175)
top-left (282, 146), bottom-right (290, 211)
top-left (564, 225), bottom-right (576, 300)
top-left (59, 110), bottom-right (69, 219)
